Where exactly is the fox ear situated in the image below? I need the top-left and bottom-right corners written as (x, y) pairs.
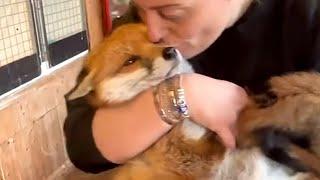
top-left (66, 70), bottom-right (94, 100)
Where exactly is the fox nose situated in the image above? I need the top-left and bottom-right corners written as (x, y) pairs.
top-left (162, 47), bottom-right (177, 60)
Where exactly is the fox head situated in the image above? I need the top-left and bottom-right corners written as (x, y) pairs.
top-left (67, 23), bottom-right (193, 106)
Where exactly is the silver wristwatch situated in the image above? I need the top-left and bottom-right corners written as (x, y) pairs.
top-left (153, 75), bottom-right (190, 125)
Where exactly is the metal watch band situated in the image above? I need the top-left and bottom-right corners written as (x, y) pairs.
top-left (153, 75), bottom-right (190, 125)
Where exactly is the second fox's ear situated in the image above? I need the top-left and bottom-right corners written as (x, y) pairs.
top-left (66, 70), bottom-right (94, 100)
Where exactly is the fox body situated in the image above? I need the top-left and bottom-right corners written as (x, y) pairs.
top-left (67, 23), bottom-right (320, 180)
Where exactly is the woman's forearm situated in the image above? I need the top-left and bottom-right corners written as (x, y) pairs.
top-left (92, 88), bottom-right (172, 164)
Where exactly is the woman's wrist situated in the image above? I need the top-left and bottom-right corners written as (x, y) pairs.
top-left (153, 74), bottom-right (190, 125)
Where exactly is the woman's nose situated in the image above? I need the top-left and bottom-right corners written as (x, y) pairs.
top-left (144, 13), bottom-right (166, 43)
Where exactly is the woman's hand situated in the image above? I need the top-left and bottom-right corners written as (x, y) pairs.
top-left (182, 73), bottom-right (248, 149)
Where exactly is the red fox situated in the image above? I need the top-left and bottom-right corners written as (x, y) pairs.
top-left (66, 23), bottom-right (320, 180)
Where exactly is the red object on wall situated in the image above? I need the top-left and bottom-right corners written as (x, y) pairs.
top-left (101, 0), bottom-right (112, 35)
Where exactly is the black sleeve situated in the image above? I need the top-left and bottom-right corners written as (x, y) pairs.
top-left (311, 1), bottom-right (320, 71)
top-left (63, 96), bottom-right (120, 173)
top-left (281, 0), bottom-right (320, 72)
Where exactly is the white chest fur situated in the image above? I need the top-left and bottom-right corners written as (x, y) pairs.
top-left (180, 118), bottom-right (305, 180)
top-left (213, 149), bottom-right (298, 180)
top-left (181, 119), bottom-right (207, 140)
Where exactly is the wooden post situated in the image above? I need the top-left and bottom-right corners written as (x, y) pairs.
top-left (84, 0), bottom-right (107, 49)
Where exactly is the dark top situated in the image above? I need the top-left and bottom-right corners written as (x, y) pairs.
top-left (63, 0), bottom-right (320, 173)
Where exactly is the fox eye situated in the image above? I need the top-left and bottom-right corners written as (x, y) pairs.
top-left (123, 55), bottom-right (140, 66)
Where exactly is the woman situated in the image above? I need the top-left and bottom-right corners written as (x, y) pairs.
top-left (64, 0), bottom-right (320, 173)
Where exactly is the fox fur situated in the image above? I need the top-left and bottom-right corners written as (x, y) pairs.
top-left (66, 23), bottom-right (320, 180)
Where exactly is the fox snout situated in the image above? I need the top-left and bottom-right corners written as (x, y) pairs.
top-left (67, 23), bottom-right (194, 106)
top-left (162, 47), bottom-right (178, 61)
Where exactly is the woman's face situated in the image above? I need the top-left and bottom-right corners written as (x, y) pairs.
top-left (133, 0), bottom-right (236, 58)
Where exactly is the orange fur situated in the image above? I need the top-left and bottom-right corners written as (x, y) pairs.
top-left (68, 23), bottom-right (320, 179)
top-left (237, 72), bottom-right (320, 177)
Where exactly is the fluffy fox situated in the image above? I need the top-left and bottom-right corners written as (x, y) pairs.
top-left (66, 23), bottom-right (320, 180)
